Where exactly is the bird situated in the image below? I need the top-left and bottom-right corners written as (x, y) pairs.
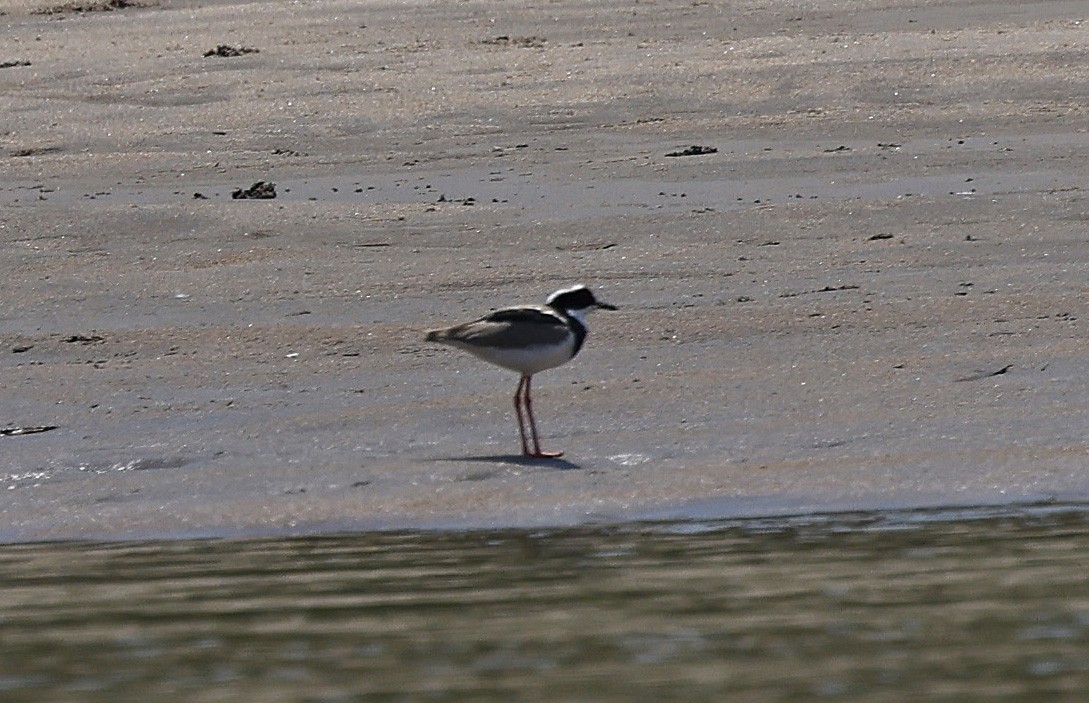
top-left (425, 284), bottom-right (617, 458)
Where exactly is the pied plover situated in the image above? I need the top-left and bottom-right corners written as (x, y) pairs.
top-left (425, 284), bottom-right (617, 458)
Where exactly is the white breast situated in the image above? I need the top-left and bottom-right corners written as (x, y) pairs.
top-left (453, 335), bottom-right (577, 376)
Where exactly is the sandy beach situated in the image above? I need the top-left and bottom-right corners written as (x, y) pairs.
top-left (2, 0), bottom-right (1088, 541)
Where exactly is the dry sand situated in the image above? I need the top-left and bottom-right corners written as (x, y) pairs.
top-left (2, 0), bottom-right (1089, 541)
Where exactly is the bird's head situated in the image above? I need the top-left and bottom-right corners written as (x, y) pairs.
top-left (546, 285), bottom-right (617, 322)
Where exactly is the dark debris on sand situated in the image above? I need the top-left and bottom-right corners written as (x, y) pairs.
top-left (204, 45), bottom-right (260, 58)
top-left (33, 0), bottom-right (142, 14)
top-left (665, 145), bottom-right (718, 157)
top-left (479, 35), bottom-right (546, 48)
top-left (232, 181), bottom-right (277, 199)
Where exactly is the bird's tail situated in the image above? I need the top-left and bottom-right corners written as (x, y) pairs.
top-left (424, 329), bottom-right (446, 343)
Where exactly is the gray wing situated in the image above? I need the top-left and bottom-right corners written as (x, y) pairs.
top-left (438, 306), bottom-right (570, 349)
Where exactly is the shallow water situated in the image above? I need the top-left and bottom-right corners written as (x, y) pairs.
top-left (3, 504), bottom-right (1089, 701)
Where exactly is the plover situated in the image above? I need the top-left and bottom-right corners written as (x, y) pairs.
top-left (425, 284), bottom-right (617, 458)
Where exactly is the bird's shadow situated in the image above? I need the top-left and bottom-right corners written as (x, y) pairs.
top-left (442, 454), bottom-right (581, 470)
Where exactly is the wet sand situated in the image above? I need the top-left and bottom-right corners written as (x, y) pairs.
top-left (2, 0), bottom-right (1089, 541)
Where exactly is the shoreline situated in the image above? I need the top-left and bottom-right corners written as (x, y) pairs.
top-left (4, 497), bottom-right (1088, 545)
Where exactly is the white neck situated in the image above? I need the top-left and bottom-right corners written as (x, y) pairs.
top-left (566, 307), bottom-right (590, 328)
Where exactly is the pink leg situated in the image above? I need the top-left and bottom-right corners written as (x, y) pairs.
top-left (513, 376), bottom-right (532, 456)
top-left (522, 375), bottom-right (563, 458)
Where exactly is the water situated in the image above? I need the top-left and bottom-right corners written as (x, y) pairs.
top-left (3, 504), bottom-right (1089, 701)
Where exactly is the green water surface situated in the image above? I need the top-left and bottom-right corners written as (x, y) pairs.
top-left (2, 504), bottom-right (1088, 701)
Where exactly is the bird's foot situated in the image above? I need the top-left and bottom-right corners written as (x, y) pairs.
top-left (525, 449), bottom-right (564, 459)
